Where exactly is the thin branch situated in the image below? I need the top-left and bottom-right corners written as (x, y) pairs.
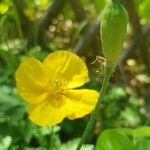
top-left (38, 0), bottom-right (66, 34)
top-left (13, 0), bottom-right (32, 36)
top-left (28, 0), bottom-right (67, 47)
top-left (120, 25), bottom-right (150, 65)
top-left (71, 15), bottom-right (101, 55)
top-left (118, 25), bottom-right (150, 84)
top-left (69, 0), bottom-right (87, 22)
top-left (121, 0), bottom-right (141, 33)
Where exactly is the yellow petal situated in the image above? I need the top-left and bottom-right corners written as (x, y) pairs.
top-left (65, 89), bottom-right (99, 120)
top-left (15, 58), bottom-right (49, 104)
top-left (43, 50), bottom-right (88, 88)
top-left (28, 98), bottom-right (72, 126)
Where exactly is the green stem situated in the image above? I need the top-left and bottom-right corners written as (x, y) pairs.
top-left (13, 3), bottom-right (28, 53)
top-left (76, 63), bottom-right (113, 150)
top-left (13, 5), bottom-right (24, 40)
top-left (49, 126), bottom-right (54, 150)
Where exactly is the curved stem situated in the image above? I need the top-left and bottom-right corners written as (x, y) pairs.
top-left (76, 64), bottom-right (113, 150)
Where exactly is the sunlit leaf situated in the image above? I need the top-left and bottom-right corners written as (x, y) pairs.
top-left (134, 126), bottom-right (150, 138)
top-left (0, 3), bottom-right (9, 14)
top-left (95, 130), bottom-right (135, 150)
top-left (135, 138), bottom-right (150, 150)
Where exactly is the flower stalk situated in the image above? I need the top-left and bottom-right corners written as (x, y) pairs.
top-left (76, 63), bottom-right (113, 150)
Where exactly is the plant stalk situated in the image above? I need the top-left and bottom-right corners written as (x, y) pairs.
top-left (76, 63), bottom-right (113, 150)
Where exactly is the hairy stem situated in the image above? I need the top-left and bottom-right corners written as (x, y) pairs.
top-left (76, 63), bottom-right (113, 150)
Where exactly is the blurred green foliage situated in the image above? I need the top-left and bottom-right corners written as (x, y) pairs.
top-left (134, 0), bottom-right (150, 23)
top-left (0, 0), bottom-right (150, 149)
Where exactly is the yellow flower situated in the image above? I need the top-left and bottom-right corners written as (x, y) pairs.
top-left (15, 50), bottom-right (99, 126)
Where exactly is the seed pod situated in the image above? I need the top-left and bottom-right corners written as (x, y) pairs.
top-left (100, 0), bottom-right (128, 66)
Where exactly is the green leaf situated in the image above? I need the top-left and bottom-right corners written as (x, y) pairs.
top-left (115, 128), bottom-right (134, 137)
top-left (134, 126), bottom-right (150, 138)
top-left (135, 138), bottom-right (150, 150)
top-left (104, 126), bottom-right (150, 139)
top-left (95, 130), bottom-right (135, 150)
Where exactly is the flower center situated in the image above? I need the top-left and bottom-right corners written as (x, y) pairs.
top-left (46, 74), bottom-right (67, 107)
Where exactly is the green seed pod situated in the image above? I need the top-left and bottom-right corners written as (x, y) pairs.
top-left (100, 0), bottom-right (128, 66)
